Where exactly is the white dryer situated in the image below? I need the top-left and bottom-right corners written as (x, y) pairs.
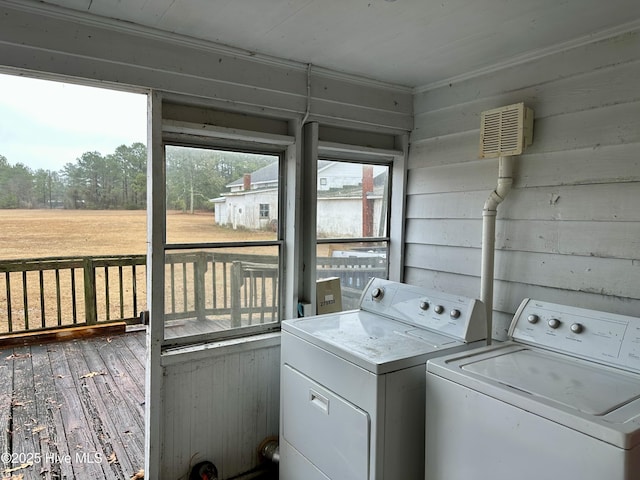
top-left (280, 278), bottom-right (487, 480)
top-left (425, 298), bottom-right (640, 480)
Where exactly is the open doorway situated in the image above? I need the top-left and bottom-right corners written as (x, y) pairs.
top-left (0, 72), bottom-right (148, 479)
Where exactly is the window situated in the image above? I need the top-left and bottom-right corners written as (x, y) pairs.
top-left (259, 203), bottom-right (270, 219)
top-left (316, 160), bottom-right (390, 310)
top-left (162, 144), bottom-right (282, 343)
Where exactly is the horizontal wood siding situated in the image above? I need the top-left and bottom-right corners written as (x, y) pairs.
top-left (161, 339), bottom-right (280, 479)
top-left (408, 28), bottom-right (640, 340)
top-left (0, 4), bottom-right (412, 132)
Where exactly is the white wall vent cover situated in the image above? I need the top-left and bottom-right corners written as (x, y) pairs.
top-left (479, 102), bottom-right (534, 158)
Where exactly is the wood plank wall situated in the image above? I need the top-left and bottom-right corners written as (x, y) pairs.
top-left (160, 336), bottom-right (280, 479)
top-left (408, 28), bottom-right (640, 340)
top-left (0, 4), bottom-right (412, 134)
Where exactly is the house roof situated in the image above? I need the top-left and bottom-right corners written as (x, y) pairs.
top-left (227, 161), bottom-right (279, 188)
top-left (227, 160), bottom-right (332, 187)
top-left (225, 159), bottom-right (387, 198)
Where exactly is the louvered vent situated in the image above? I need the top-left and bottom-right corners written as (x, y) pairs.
top-left (479, 103), bottom-right (534, 158)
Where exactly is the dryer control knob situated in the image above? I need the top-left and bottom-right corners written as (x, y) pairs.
top-left (548, 318), bottom-right (561, 329)
top-left (420, 301), bottom-right (430, 311)
top-left (371, 287), bottom-right (384, 301)
top-left (570, 323), bottom-right (584, 334)
top-left (434, 305), bottom-right (445, 314)
top-left (450, 309), bottom-right (461, 319)
top-left (527, 314), bottom-right (539, 324)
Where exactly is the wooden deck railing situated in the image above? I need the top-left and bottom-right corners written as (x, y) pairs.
top-left (163, 252), bottom-right (279, 327)
top-left (0, 252), bottom-right (385, 335)
top-left (0, 255), bottom-right (146, 334)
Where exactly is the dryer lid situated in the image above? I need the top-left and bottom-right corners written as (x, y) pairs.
top-left (283, 311), bottom-right (464, 374)
top-left (462, 349), bottom-right (640, 416)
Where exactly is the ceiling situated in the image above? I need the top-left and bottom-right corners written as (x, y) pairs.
top-left (22, 0), bottom-right (640, 88)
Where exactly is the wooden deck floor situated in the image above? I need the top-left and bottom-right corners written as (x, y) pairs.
top-left (0, 330), bottom-right (146, 480)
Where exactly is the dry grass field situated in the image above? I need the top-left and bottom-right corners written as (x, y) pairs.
top-left (0, 209), bottom-right (277, 333)
top-left (0, 209), bottom-right (275, 259)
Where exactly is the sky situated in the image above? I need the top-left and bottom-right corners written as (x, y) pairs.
top-left (0, 72), bottom-right (147, 172)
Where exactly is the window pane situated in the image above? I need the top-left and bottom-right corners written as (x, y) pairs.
top-left (317, 161), bottom-right (389, 239)
top-left (316, 242), bottom-right (388, 311)
top-left (165, 145), bottom-right (279, 243)
top-left (164, 246), bottom-right (280, 340)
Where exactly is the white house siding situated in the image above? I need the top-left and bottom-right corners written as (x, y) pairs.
top-left (317, 162), bottom-right (386, 191)
top-left (216, 189), bottom-right (278, 230)
top-left (407, 28), bottom-right (640, 340)
top-left (317, 196), bottom-right (385, 238)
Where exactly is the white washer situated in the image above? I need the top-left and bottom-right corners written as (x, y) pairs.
top-left (425, 298), bottom-right (640, 480)
top-left (280, 278), bottom-right (487, 480)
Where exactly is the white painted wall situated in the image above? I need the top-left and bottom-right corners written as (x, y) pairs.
top-left (160, 335), bottom-right (280, 479)
top-left (408, 28), bottom-right (640, 340)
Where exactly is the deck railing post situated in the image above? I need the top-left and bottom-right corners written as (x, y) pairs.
top-left (230, 261), bottom-right (243, 328)
top-left (194, 252), bottom-right (207, 321)
top-left (83, 257), bottom-right (98, 325)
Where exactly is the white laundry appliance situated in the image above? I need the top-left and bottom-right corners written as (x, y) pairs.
top-left (425, 298), bottom-right (640, 480)
top-left (280, 278), bottom-right (487, 480)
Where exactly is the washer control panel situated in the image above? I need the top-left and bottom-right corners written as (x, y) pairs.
top-left (359, 278), bottom-right (486, 343)
top-left (510, 298), bottom-right (640, 373)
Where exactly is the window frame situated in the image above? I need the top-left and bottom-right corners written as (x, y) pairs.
top-left (316, 137), bottom-right (406, 283)
top-left (298, 128), bottom-right (407, 313)
top-left (315, 156), bottom-right (392, 307)
top-left (153, 101), bottom-right (294, 349)
top-left (162, 141), bottom-right (285, 347)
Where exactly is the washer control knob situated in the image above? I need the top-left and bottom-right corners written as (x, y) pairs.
top-left (548, 318), bottom-right (561, 329)
top-left (570, 323), bottom-right (584, 334)
top-left (527, 314), bottom-right (539, 324)
top-left (371, 287), bottom-right (384, 301)
top-left (450, 309), bottom-right (461, 319)
top-left (420, 301), bottom-right (430, 311)
top-left (434, 305), bottom-right (445, 314)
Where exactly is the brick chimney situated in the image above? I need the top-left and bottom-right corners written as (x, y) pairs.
top-left (243, 174), bottom-right (251, 191)
top-left (362, 166), bottom-right (374, 237)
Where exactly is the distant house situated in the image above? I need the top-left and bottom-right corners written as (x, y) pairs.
top-left (212, 162), bottom-right (279, 231)
top-left (212, 161), bottom-right (388, 236)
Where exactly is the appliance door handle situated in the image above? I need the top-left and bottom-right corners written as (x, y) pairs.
top-left (309, 389), bottom-right (329, 414)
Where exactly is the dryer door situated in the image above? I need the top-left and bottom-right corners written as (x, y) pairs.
top-left (282, 365), bottom-right (370, 480)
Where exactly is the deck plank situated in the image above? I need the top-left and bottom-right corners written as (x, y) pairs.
top-left (49, 341), bottom-right (114, 479)
top-left (62, 339), bottom-right (133, 480)
top-left (8, 345), bottom-right (40, 479)
top-left (79, 337), bottom-right (145, 476)
top-left (0, 331), bottom-right (147, 480)
top-left (0, 346), bottom-right (13, 472)
top-left (32, 343), bottom-right (75, 480)
top-left (104, 335), bottom-right (145, 400)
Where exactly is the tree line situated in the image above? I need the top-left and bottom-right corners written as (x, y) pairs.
top-left (0, 144), bottom-right (275, 211)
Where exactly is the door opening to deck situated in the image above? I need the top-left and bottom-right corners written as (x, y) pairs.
top-left (0, 72), bottom-right (148, 335)
top-left (0, 71), bottom-right (149, 479)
